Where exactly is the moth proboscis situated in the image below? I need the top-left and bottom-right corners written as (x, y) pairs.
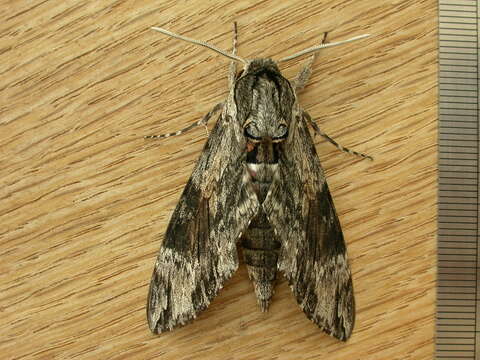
top-left (146, 22), bottom-right (372, 341)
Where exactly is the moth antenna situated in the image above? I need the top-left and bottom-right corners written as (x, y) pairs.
top-left (279, 34), bottom-right (370, 62)
top-left (151, 27), bottom-right (248, 64)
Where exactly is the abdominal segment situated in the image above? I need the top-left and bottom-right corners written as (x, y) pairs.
top-left (242, 142), bottom-right (281, 311)
top-left (241, 209), bottom-right (281, 311)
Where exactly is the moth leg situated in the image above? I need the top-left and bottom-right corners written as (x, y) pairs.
top-left (303, 111), bottom-right (373, 160)
top-left (228, 22), bottom-right (239, 88)
top-left (292, 54), bottom-right (316, 91)
top-left (293, 32), bottom-right (328, 90)
top-left (145, 102), bottom-right (223, 140)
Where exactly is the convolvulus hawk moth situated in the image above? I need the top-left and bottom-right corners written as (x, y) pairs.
top-left (146, 23), bottom-right (371, 341)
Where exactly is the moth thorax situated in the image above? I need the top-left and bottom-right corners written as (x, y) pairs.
top-left (243, 77), bottom-right (288, 142)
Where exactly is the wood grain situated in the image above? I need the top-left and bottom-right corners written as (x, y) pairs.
top-left (0, 1), bottom-right (437, 359)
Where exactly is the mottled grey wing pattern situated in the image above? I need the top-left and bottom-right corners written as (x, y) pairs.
top-left (147, 112), bottom-right (260, 333)
top-left (263, 111), bottom-right (355, 341)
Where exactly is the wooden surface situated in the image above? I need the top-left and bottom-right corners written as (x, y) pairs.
top-left (0, 1), bottom-right (437, 359)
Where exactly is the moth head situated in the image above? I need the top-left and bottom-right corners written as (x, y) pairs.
top-left (234, 59), bottom-right (293, 143)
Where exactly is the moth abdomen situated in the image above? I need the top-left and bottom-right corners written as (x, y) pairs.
top-left (241, 211), bottom-right (281, 311)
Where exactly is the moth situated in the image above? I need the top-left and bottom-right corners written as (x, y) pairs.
top-left (146, 23), bottom-right (371, 341)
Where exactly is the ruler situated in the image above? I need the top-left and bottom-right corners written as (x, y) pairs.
top-left (437, 0), bottom-right (479, 359)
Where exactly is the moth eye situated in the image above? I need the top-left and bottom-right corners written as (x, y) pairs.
top-left (278, 124), bottom-right (287, 134)
top-left (274, 124), bottom-right (288, 139)
top-left (244, 123), bottom-right (262, 141)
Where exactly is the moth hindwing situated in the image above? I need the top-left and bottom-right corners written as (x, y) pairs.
top-left (147, 24), bottom-right (371, 341)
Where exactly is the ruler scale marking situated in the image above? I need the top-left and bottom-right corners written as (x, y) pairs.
top-left (474, 1), bottom-right (480, 360)
top-left (437, 0), bottom-right (479, 359)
